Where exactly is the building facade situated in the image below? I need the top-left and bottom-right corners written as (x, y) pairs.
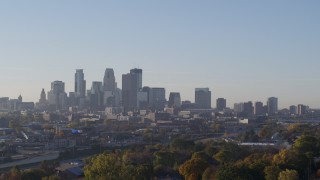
top-left (122, 68), bottom-right (143, 111)
top-left (267, 97), bottom-right (278, 115)
top-left (195, 88), bottom-right (211, 109)
top-left (216, 98), bottom-right (226, 111)
top-left (168, 92), bottom-right (181, 108)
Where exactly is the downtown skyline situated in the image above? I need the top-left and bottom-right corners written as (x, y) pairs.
top-left (1, 1), bottom-right (320, 108)
top-left (0, 67), bottom-right (316, 109)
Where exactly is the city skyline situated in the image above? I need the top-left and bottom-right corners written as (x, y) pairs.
top-left (0, 66), bottom-right (315, 110)
top-left (1, 1), bottom-right (320, 108)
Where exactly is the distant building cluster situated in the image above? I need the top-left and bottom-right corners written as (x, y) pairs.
top-left (0, 67), bottom-right (312, 117)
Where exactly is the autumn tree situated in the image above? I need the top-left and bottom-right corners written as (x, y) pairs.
top-left (178, 158), bottom-right (209, 180)
top-left (264, 165), bottom-right (281, 180)
top-left (278, 169), bottom-right (299, 180)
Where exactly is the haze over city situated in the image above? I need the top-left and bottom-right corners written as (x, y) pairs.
top-left (1, 1), bottom-right (320, 108)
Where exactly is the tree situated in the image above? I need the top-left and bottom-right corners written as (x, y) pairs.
top-left (84, 152), bottom-right (154, 180)
top-left (84, 153), bottom-right (122, 180)
top-left (214, 143), bottom-right (248, 164)
top-left (239, 129), bottom-right (259, 142)
top-left (202, 166), bottom-right (218, 180)
top-left (154, 151), bottom-right (175, 167)
top-left (237, 153), bottom-right (273, 180)
top-left (264, 165), bottom-right (281, 180)
top-left (293, 134), bottom-right (319, 156)
top-left (6, 166), bottom-right (21, 180)
top-left (170, 138), bottom-right (195, 152)
top-left (179, 158), bottom-right (209, 180)
top-left (191, 151), bottom-right (212, 164)
top-left (278, 169), bottom-right (299, 180)
top-left (214, 164), bottom-right (253, 180)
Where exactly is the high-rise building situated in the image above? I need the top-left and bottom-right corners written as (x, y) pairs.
top-left (168, 92), bottom-right (181, 108)
top-left (75, 69), bottom-right (86, 97)
top-left (195, 88), bottom-right (211, 109)
top-left (48, 81), bottom-right (67, 110)
top-left (254, 102), bottom-right (264, 116)
top-left (243, 101), bottom-right (254, 116)
top-left (130, 68), bottom-right (142, 90)
top-left (234, 103), bottom-right (244, 113)
top-left (89, 81), bottom-right (104, 109)
top-left (39, 89), bottom-right (46, 103)
top-left (267, 97), bottom-right (278, 115)
top-left (216, 98), bottom-right (226, 111)
top-left (103, 68), bottom-right (120, 107)
top-left (149, 88), bottom-right (166, 110)
top-left (122, 68), bottom-right (143, 111)
top-left (103, 68), bottom-right (116, 91)
top-left (289, 105), bottom-right (297, 115)
top-left (297, 104), bottom-right (307, 115)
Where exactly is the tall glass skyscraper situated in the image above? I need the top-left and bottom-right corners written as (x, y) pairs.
top-left (75, 69), bottom-right (86, 97)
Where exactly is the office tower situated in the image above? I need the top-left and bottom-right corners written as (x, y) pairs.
top-left (195, 88), bottom-right (211, 109)
top-left (243, 101), bottom-right (254, 116)
top-left (39, 89), bottom-right (46, 103)
top-left (103, 68), bottom-right (116, 91)
top-left (168, 92), bottom-right (181, 108)
top-left (267, 97), bottom-right (278, 115)
top-left (103, 68), bottom-right (120, 107)
top-left (149, 88), bottom-right (166, 110)
top-left (130, 68), bottom-right (142, 90)
top-left (88, 81), bottom-right (104, 109)
top-left (289, 105), bottom-right (297, 115)
top-left (47, 81), bottom-right (67, 110)
top-left (216, 98), bottom-right (226, 111)
top-left (122, 68), bottom-right (143, 111)
top-left (75, 69), bottom-right (86, 97)
top-left (254, 102), bottom-right (264, 116)
top-left (234, 103), bottom-right (244, 113)
top-left (297, 104), bottom-right (307, 115)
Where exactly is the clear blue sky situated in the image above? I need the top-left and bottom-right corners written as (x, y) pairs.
top-left (0, 1), bottom-right (320, 108)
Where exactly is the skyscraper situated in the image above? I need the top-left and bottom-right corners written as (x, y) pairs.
top-left (289, 105), bottom-right (297, 115)
top-left (216, 98), bottom-right (226, 111)
top-left (254, 101), bottom-right (264, 116)
top-left (103, 68), bottom-right (120, 107)
top-left (195, 88), bottom-right (211, 109)
top-left (267, 97), bottom-right (278, 115)
top-left (122, 68), bottom-right (143, 111)
top-left (297, 104), bottom-right (307, 115)
top-left (243, 101), bottom-right (254, 116)
top-left (130, 68), bottom-right (142, 90)
top-left (149, 88), bottom-right (166, 110)
top-left (103, 68), bottom-right (116, 91)
top-left (89, 81), bottom-right (104, 110)
top-left (48, 81), bottom-right (67, 110)
top-left (75, 69), bottom-right (86, 97)
top-left (39, 88), bottom-right (46, 103)
top-left (168, 92), bottom-right (181, 108)
top-left (234, 103), bottom-right (244, 113)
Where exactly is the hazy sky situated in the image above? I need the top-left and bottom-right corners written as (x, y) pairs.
top-left (0, 1), bottom-right (320, 108)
